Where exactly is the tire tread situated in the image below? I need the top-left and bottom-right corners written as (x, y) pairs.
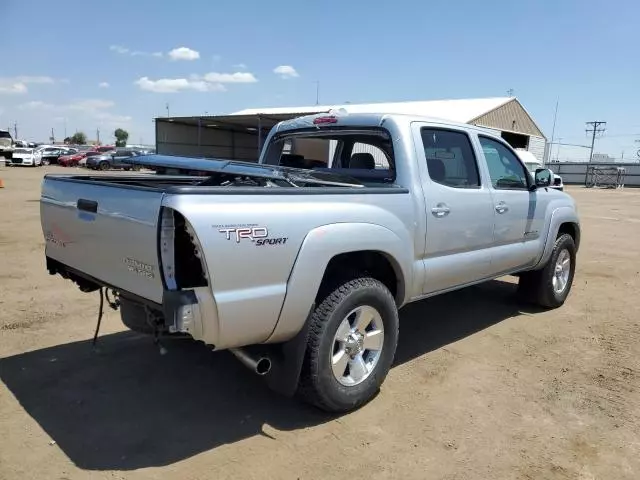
top-left (297, 277), bottom-right (398, 412)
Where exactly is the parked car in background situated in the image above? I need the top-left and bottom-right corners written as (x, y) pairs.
top-left (37, 146), bottom-right (78, 165)
top-left (89, 145), bottom-right (116, 153)
top-left (515, 150), bottom-right (564, 191)
top-left (58, 151), bottom-right (86, 167)
top-left (80, 151), bottom-right (104, 166)
top-left (85, 149), bottom-right (142, 170)
top-left (8, 148), bottom-right (41, 167)
top-left (60, 150), bottom-right (105, 167)
top-left (0, 129), bottom-right (13, 161)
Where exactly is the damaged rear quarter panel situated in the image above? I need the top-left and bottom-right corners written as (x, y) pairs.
top-left (163, 190), bottom-right (413, 349)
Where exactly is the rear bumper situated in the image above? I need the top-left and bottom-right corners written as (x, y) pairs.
top-left (46, 256), bottom-right (214, 346)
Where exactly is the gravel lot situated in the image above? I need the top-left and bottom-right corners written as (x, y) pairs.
top-left (1, 166), bottom-right (639, 480)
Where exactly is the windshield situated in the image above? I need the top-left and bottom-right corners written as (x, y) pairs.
top-left (0, 131), bottom-right (11, 139)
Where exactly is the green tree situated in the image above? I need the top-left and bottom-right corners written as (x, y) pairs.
top-left (69, 132), bottom-right (87, 145)
top-left (114, 128), bottom-right (129, 147)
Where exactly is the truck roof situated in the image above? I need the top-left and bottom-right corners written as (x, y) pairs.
top-left (274, 111), bottom-right (500, 138)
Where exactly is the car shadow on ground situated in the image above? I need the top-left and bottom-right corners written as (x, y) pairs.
top-left (0, 279), bottom-right (540, 471)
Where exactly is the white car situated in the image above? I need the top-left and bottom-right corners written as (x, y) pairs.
top-left (515, 149), bottom-right (564, 191)
top-left (9, 148), bottom-right (41, 167)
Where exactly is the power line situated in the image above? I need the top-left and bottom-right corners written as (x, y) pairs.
top-left (586, 121), bottom-right (606, 163)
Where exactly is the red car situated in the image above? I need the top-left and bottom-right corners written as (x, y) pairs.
top-left (58, 151), bottom-right (86, 167)
top-left (58, 150), bottom-right (105, 167)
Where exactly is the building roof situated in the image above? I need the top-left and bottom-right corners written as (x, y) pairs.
top-left (232, 97), bottom-right (515, 124)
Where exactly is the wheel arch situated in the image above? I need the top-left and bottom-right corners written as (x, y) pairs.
top-left (266, 222), bottom-right (412, 344)
top-left (533, 207), bottom-right (581, 269)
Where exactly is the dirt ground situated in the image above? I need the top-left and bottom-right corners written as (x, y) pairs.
top-left (1, 165), bottom-right (639, 480)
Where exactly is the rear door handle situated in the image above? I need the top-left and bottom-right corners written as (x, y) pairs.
top-left (77, 198), bottom-right (98, 213)
top-left (495, 202), bottom-right (509, 214)
top-left (431, 203), bottom-right (451, 217)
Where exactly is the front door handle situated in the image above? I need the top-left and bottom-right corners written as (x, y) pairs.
top-left (431, 203), bottom-right (451, 217)
top-left (495, 202), bottom-right (509, 214)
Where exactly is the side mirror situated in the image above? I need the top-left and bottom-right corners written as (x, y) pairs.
top-left (534, 168), bottom-right (552, 188)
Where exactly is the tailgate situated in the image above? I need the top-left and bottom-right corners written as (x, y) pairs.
top-left (41, 178), bottom-right (165, 303)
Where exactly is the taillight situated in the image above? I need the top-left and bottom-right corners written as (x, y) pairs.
top-left (160, 208), bottom-right (208, 290)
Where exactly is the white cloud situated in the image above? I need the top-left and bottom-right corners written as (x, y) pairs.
top-left (232, 63), bottom-right (247, 69)
top-left (98, 82), bottom-right (110, 88)
top-left (19, 100), bottom-right (53, 110)
top-left (18, 98), bottom-right (130, 124)
top-left (110, 45), bottom-right (163, 58)
top-left (15, 76), bottom-right (55, 84)
top-left (168, 47), bottom-right (200, 61)
top-left (135, 76), bottom-right (225, 93)
top-left (0, 75), bottom-right (57, 94)
top-left (202, 72), bottom-right (258, 83)
top-left (273, 65), bottom-right (299, 79)
top-left (110, 45), bottom-right (130, 54)
top-left (0, 82), bottom-right (28, 94)
top-left (69, 99), bottom-right (115, 110)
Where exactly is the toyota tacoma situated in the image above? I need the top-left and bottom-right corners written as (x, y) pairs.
top-left (40, 112), bottom-right (580, 412)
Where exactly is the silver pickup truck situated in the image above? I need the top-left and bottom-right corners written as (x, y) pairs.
top-left (40, 112), bottom-right (580, 412)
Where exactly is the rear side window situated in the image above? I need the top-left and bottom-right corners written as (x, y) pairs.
top-left (420, 128), bottom-right (480, 188)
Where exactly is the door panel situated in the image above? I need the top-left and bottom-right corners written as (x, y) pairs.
top-left (478, 136), bottom-right (542, 273)
top-left (414, 125), bottom-right (496, 294)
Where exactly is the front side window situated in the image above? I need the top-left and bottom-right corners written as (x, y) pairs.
top-left (420, 128), bottom-right (480, 188)
top-left (479, 137), bottom-right (528, 190)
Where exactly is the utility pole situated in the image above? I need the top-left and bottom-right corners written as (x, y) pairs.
top-left (13, 121), bottom-right (18, 140)
top-left (548, 99), bottom-right (559, 164)
top-left (314, 81), bottom-right (320, 105)
top-left (166, 103), bottom-right (170, 117)
top-left (64, 118), bottom-right (67, 139)
top-left (50, 128), bottom-right (55, 144)
top-left (585, 121), bottom-right (606, 163)
top-left (96, 127), bottom-right (100, 145)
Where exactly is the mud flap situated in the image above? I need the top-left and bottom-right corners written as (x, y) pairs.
top-left (245, 304), bottom-right (314, 397)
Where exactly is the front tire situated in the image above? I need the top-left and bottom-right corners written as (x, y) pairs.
top-left (297, 277), bottom-right (399, 413)
top-left (518, 233), bottom-right (576, 308)
top-left (98, 161), bottom-right (109, 171)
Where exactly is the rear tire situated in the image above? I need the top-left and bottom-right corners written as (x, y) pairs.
top-left (518, 233), bottom-right (576, 308)
top-left (297, 277), bottom-right (399, 413)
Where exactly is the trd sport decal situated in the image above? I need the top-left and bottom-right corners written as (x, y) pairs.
top-left (217, 225), bottom-right (288, 246)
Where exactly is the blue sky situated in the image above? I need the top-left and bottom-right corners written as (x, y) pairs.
top-left (2, 0), bottom-right (639, 159)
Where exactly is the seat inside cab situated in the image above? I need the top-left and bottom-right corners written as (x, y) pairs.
top-left (277, 136), bottom-right (394, 183)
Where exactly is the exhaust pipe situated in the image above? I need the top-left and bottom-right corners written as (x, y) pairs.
top-left (229, 348), bottom-right (272, 376)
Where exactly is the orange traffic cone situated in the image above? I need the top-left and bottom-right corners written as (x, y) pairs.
top-left (0, 178), bottom-right (4, 188)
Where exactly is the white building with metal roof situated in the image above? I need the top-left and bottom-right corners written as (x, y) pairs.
top-left (155, 96), bottom-right (547, 162)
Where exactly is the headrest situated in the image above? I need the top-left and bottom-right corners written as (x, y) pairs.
top-left (427, 158), bottom-right (445, 182)
top-left (349, 153), bottom-right (375, 169)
